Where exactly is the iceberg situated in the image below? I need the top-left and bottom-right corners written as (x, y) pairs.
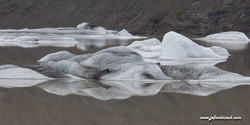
top-left (38, 46), bottom-right (171, 80)
top-left (160, 63), bottom-right (250, 81)
top-left (195, 31), bottom-right (250, 42)
top-left (117, 29), bottom-right (133, 36)
top-left (9, 36), bottom-right (78, 48)
top-left (0, 79), bottom-right (48, 88)
top-left (194, 31), bottom-right (250, 50)
top-left (127, 38), bottom-right (161, 58)
top-left (0, 67), bottom-right (49, 79)
top-left (159, 31), bottom-right (229, 60)
top-left (76, 22), bottom-right (107, 35)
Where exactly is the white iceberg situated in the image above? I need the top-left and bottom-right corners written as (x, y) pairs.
top-left (0, 67), bottom-right (49, 79)
top-left (0, 35), bottom-right (79, 48)
top-left (194, 31), bottom-right (250, 50)
top-left (159, 31), bottom-right (229, 60)
top-left (127, 38), bottom-right (161, 58)
top-left (0, 79), bottom-right (48, 88)
top-left (195, 31), bottom-right (250, 42)
top-left (76, 22), bottom-right (107, 35)
top-left (117, 29), bottom-right (133, 36)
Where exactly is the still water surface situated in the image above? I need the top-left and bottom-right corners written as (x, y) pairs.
top-left (0, 37), bottom-right (249, 125)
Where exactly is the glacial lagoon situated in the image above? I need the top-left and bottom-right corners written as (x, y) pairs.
top-left (0, 26), bottom-right (250, 125)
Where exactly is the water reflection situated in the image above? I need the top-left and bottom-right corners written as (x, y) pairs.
top-left (38, 79), bottom-right (250, 99)
top-left (38, 79), bottom-right (168, 100)
top-left (1, 78), bottom-right (249, 100)
top-left (76, 38), bottom-right (132, 51)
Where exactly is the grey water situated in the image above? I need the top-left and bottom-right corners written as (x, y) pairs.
top-left (0, 37), bottom-right (249, 125)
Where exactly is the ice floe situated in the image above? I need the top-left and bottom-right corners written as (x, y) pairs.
top-left (0, 35), bottom-right (79, 48)
top-left (0, 67), bottom-right (49, 79)
top-left (194, 31), bottom-right (250, 50)
top-left (195, 31), bottom-right (250, 42)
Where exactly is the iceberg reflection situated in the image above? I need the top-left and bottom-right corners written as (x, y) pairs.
top-left (36, 79), bottom-right (250, 100)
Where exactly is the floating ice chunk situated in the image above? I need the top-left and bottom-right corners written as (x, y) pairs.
top-left (194, 31), bottom-right (250, 50)
top-left (80, 46), bottom-right (144, 68)
top-left (77, 22), bottom-right (107, 35)
top-left (0, 64), bottom-right (19, 70)
top-left (127, 38), bottom-right (161, 58)
top-left (196, 31), bottom-right (250, 42)
top-left (159, 31), bottom-right (228, 60)
top-left (0, 67), bottom-right (49, 79)
top-left (21, 64), bottom-right (80, 79)
top-left (0, 35), bottom-right (79, 48)
top-left (0, 79), bottom-right (48, 88)
top-left (117, 29), bottom-right (133, 36)
top-left (76, 22), bottom-right (90, 29)
top-left (14, 36), bottom-right (79, 48)
top-left (39, 46), bottom-right (171, 80)
top-left (160, 64), bottom-right (250, 81)
top-left (128, 38), bottom-right (161, 51)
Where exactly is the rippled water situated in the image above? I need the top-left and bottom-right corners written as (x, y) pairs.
top-left (0, 37), bottom-right (249, 125)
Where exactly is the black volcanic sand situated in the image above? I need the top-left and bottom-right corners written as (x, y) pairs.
top-left (0, 85), bottom-right (249, 125)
